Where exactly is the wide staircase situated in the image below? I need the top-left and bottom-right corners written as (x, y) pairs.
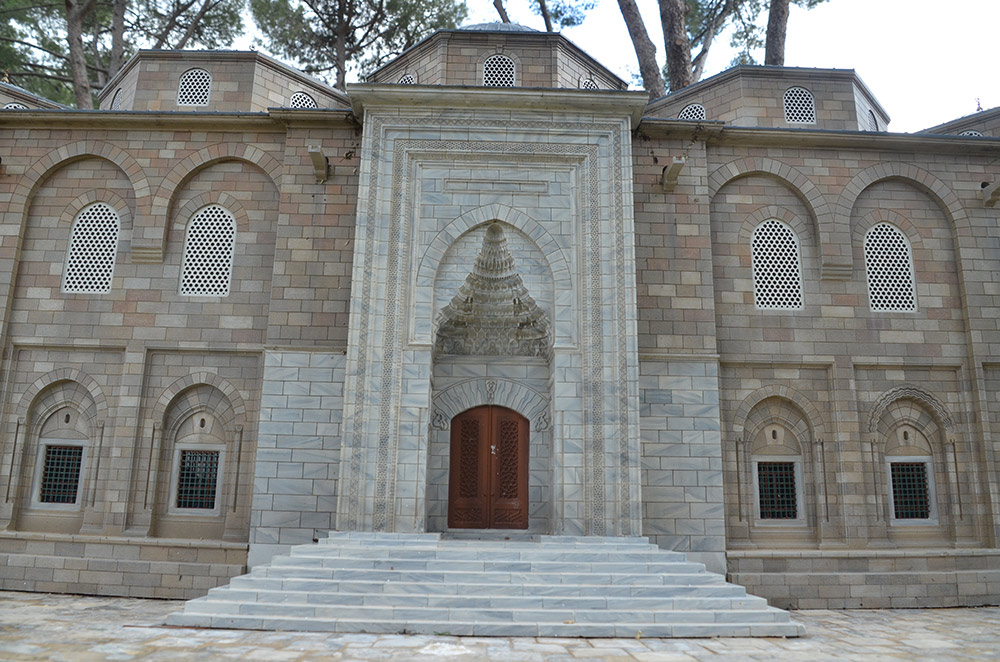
top-left (167, 532), bottom-right (804, 637)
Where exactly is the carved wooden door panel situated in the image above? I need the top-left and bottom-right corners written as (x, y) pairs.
top-left (448, 405), bottom-right (529, 529)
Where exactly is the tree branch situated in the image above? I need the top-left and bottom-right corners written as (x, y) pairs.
top-left (0, 36), bottom-right (70, 62)
top-left (493, 0), bottom-right (510, 22)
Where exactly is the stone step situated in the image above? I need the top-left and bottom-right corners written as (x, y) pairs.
top-left (166, 612), bottom-right (804, 638)
top-left (247, 567), bottom-right (718, 586)
top-left (202, 587), bottom-right (768, 610)
top-left (291, 546), bottom-right (681, 561)
top-left (271, 557), bottom-right (704, 573)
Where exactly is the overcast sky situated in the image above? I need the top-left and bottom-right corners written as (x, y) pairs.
top-left (462, 0), bottom-right (999, 132)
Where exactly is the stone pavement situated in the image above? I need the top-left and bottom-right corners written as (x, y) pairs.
top-left (0, 590), bottom-right (997, 661)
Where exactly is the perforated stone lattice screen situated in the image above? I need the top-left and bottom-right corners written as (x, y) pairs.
top-left (63, 202), bottom-right (120, 294)
top-left (397, 74), bottom-right (416, 84)
top-left (110, 89), bottom-right (123, 110)
top-left (959, 130), bottom-right (984, 137)
top-left (678, 103), bottom-right (706, 121)
top-left (3, 102), bottom-right (28, 110)
top-left (868, 110), bottom-right (878, 132)
top-left (864, 223), bottom-right (916, 312)
top-left (289, 92), bottom-right (317, 108)
top-left (580, 78), bottom-right (598, 90)
top-left (483, 55), bottom-right (515, 87)
top-left (177, 68), bottom-right (212, 106)
top-left (783, 87), bottom-right (816, 123)
top-left (180, 205), bottom-right (236, 296)
top-left (751, 219), bottom-right (803, 310)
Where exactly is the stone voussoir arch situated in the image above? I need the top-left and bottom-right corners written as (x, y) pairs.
top-left (140, 143), bottom-right (283, 261)
top-left (16, 368), bottom-right (109, 424)
top-left (152, 371), bottom-right (248, 429)
top-left (431, 377), bottom-right (550, 431)
top-left (866, 384), bottom-right (955, 435)
top-left (171, 191), bottom-right (251, 234)
top-left (732, 383), bottom-right (826, 441)
top-left (709, 156), bottom-right (848, 278)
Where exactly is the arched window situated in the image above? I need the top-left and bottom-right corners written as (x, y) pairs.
top-left (32, 406), bottom-right (89, 511)
top-left (483, 54), bottom-right (515, 87)
top-left (864, 223), bottom-right (916, 312)
top-left (959, 130), bottom-right (984, 137)
top-left (289, 91), bottom-right (317, 108)
top-left (867, 109), bottom-right (879, 132)
top-left (110, 88), bottom-right (123, 110)
top-left (177, 68), bottom-right (212, 106)
top-left (751, 219), bottom-right (803, 310)
top-left (3, 102), bottom-right (28, 110)
top-left (63, 202), bottom-right (120, 294)
top-left (783, 86), bottom-right (815, 123)
top-left (580, 78), bottom-right (599, 90)
top-left (180, 205), bottom-right (236, 296)
top-left (885, 424), bottom-right (938, 523)
top-left (752, 424), bottom-right (806, 525)
top-left (397, 73), bottom-right (416, 84)
top-left (677, 103), bottom-right (706, 121)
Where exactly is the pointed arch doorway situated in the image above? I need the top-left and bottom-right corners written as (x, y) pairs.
top-left (448, 405), bottom-right (529, 529)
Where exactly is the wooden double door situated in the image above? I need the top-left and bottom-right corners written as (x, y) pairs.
top-left (448, 405), bottom-right (529, 529)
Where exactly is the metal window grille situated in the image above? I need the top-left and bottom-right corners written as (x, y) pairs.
top-left (177, 68), bottom-right (211, 106)
top-left (3, 102), bottom-right (28, 110)
top-left (890, 462), bottom-right (930, 519)
top-left (483, 55), bottom-right (515, 87)
top-left (678, 103), bottom-right (706, 121)
top-left (783, 86), bottom-right (816, 123)
top-left (864, 223), bottom-right (916, 312)
top-left (289, 91), bottom-right (317, 108)
top-left (959, 130), bottom-right (984, 137)
top-left (111, 89), bottom-right (123, 110)
top-left (580, 78), bottom-right (598, 90)
top-left (39, 445), bottom-right (83, 504)
top-left (176, 449), bottom-right (219, 509)
top-left (180, 205), bottom-right (236, 296)
top-left (867, 109), bottom-right (878, 132)
top-left (752, 219), bottom-right (803, 310)
top-left (758, 462), bottom-right (797, 519)
top-left (397, 74), bottom-right (416, 84)
top-left (63, 203), bottom-right (120, 294)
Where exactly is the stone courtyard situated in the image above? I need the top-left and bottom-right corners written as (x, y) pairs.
top-left (0, 590), bottom-right (997, 661)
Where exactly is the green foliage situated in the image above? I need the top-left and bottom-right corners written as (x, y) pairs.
top-left (251, 0), bottom-right (467, 86)
top-left (530, 0), bottom-right (595, 30)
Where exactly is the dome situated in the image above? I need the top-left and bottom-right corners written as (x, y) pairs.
top-left (461, 22), bottom-right (539, 32)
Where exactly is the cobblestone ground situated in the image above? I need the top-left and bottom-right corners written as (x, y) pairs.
top-left (0, 590), bottom-right (998, 661)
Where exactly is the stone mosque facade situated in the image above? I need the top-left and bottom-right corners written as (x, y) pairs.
top-left (0, 23), bottom-right (999, 611)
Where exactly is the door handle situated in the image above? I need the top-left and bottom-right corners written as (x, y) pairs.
top-left (490, 444), bottom-right (496, 455)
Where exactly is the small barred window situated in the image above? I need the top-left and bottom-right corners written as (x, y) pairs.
top-left (677, 103), bottom-right (706, 121)
top-left (959, 130), bottom-right (984, 137)
top-left (177, 68), bottom-right (211, 106)
top-left (176, 449), bottom-right (219, 509)
top-left (63, 203), bottom-right (120, 294)
top-left (39, 445), bottom-right (83, 504)
top-left (397, 74), bottom-right (416, 84)
top-left (890, 462), bottom-right (930, 519)
top-left (783, 86), bottom-right (816, 123)
top-left (751, 219), bottom-right (803, 310)
top-left (580, 78), bottom-right (598, 90)
top-left (758, 462), bottom-right (797, 519)
top-left (180, 205), bottom-right (236, 296)
top-left (3, 102), bottom-right (28, 110)
top-left (483, 54), bottom-right (515, 87)
top-left (864, 223), bottom-right (915, 312)
top-left (289, 91), bottom-right (317, 108)
top-left (111, 88), bottom-right (123, 110)
top-left (867, 109), bottom-right (878, 132)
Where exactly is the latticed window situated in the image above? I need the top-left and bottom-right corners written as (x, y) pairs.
top-left (758, 462), bottom-right (797, 519)
top-left (177, 68), bottom-right (211, 106)
top-left (289, 91), bottom-right (317, 108)
top-left (180, 205), bottom-right (236, 296)
top-left (867, 110), bottom-right (878, 132)
top-left (63, 203), bottom-right (120, 294)
top-left (678, 103), bottom-right (706, 121)
top-left (3, 102), bottom-right (28, 110)
top-left (864, 223), bottom-right (916, 312)
top-left (176, 449), bottom-right (219, 509)
top-left (110, 88), bottom-right (123, 110)
top-left (397, 74), bottom-right (416, 84)
top-left (783, 86), bottom-right (815, 123)
top-left (890, 462), bottom-right (930, 519)
top-left (39, 445), bottom-right (83, 504)
top-left (751, 219), bottom-right (803, 310)
top-left (483, 54), bottom-right (515, 87)
top-left (580, 78), bottom-right (598, 90)
top-left (959, 130), bottom-right (983, 137)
